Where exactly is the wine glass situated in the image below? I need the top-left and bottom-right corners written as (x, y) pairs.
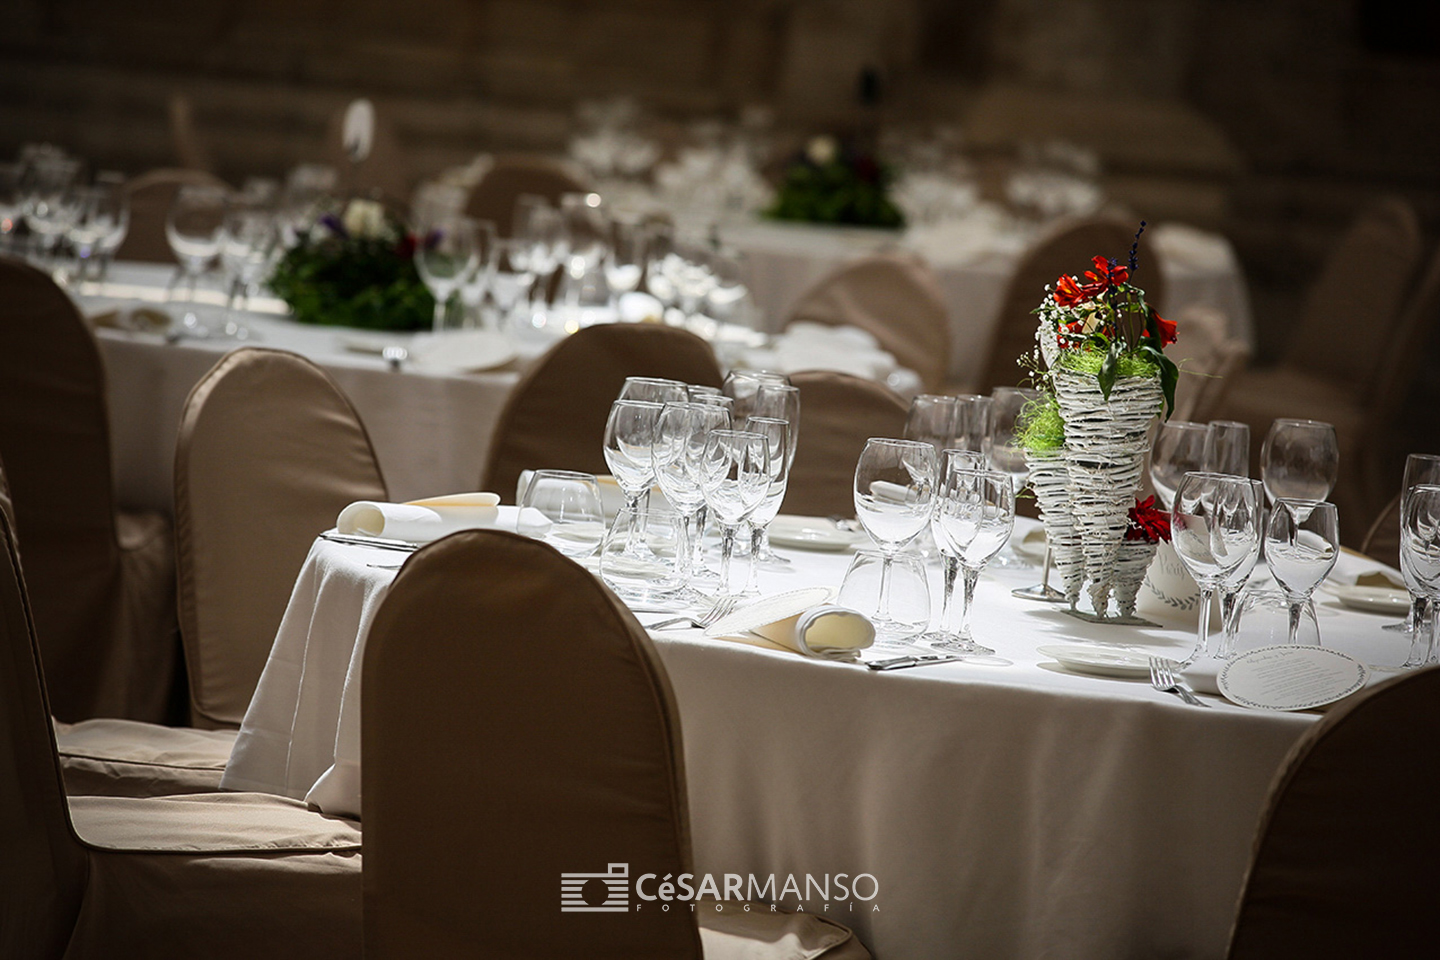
top-left (1261, 419), bottom-right (1339, 505)
top-left (512, 195), bottom-right (564, 304)
top-left (1400, 485), bottom-right (1440, 666)
top-left (1150, 421), bottom-right (1209, 510)
top-left (458, 219), bottom-right (499, 329)
top-left (1265, 499), bottom-right (1339, 646)
top-left (853, 438), bottom-right (938, 646)
top-left (928, 462), bottom-right (1015, 654)
top-left (605, 217), bottom-right (647, 304)
top-left (989, 386), bottom-right (1039, 566)
top-left (696, 430), bottom-right (770, 597)
top-left (602, 399), bottom-right (663, 551)
top-left (739, 417), bottom-right (790, 593)
top-left (166, 184), bottom-right (228, 337)
top-left (1216, 478), bottom-right (1266, 660)
top-left (490, 238), bottom-right (536, 323)
top-left (559, 192), bottom-right (609, 308)
top-left (1171, 472), bottom-right (1263, 663)
top-left (517, 470), bottom-right (605, 559)
top-left (671, 240), bottom-right (718, 320)
top-left (414, 216), bottom-right (480, 333)
top-left (22, 153), bottom-right (83, 265)
top-left (1204, 420), bottom-right (1251, 477)
top-left (218, 199), bottom-right (279, 339)
top-left (619, 377), bottom-right (687, 405)
top-left (652, 401), bottom-right (729, 592)
top-left (1397, 454), bottom-right (1440, 654)
top-left (704, 246), bottom-right (749, 322)
top-left (952, 395), bottom-right (992, 459)
top-left (905, 395), bottom-right (958, 452)
top-left (722, 370), bottom-right (789, 421)
top-left (68, 180), bottom-right (129, 283)
top-left (749, 382), bottom-right (800, 563)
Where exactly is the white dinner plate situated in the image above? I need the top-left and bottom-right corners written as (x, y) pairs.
top-left (408, 330), bottom-right (517, 374)
top-left (1013, 525), bottom-right (1047, 563)
top-left (768, 516), bottom-right (863, 552)
top-left (1037, 644), bottom-right (1150, 679)
top-left (1323, 582), bottom-right (1411, 615)
top-left (705, 587), bottom-right (835, 638)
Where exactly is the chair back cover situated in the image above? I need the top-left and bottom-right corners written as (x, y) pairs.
top-left (115, 168), bottom-right (230, 263)
top-left (363, 530), bottom-right (701, 959)
top-left (175, 348), bottom-right (387, 728)
top-left (466, 156), bottom-right (589, 237)
top-left (785, 252), bottom-right (951, 392)
top-left (1227, 667), bottom-right (1440, 957)
top-left (0, 511), bottom-right (88, 958)
top-left (1168, 305), bottom-right (1251, 423)
top-left (1286, 196), bottom-right (1422, 387)
top-left (979, 218), bottom-right (1140, 395)
top-left (785, 371), bottom-right (908, 518)
top-left (0, 257), bottom-right (178, 723)
top-left (0, 452), bottom-right (13, 543)
top-left (481, 323), bottom-right (724, 502)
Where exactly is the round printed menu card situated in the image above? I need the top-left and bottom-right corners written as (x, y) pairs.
top-left (1218, 645), bottom-right (1369, 711)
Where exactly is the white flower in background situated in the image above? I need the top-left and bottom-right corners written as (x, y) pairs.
top-left (806, 135), bottom-right (838, 166)
top-left (342, 198), bottom-right (387, 239)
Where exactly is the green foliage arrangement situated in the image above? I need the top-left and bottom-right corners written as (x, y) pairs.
top-left (766, 135), bottom-right (905, 229)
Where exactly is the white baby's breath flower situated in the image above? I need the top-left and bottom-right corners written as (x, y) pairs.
top-left (806, 135), bottom-right (839, 166)
top-left (342, 198), bottom-right (387, 239)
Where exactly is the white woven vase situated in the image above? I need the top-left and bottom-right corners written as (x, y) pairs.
top-left (1024, 449), bottom-right (1085, 606)
top-left (1112, 539), bottom-right (1159, 620)
top-left (1053, 369), bottom-right (1163, 618)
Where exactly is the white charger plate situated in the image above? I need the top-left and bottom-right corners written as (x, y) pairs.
top-left (705, 587), bottom-right (834, 638)
top-left (768, 516), bottom-right (863, 552)
top-left (1323, 582), bottom-right (1410, 615)
top-left (408, 330), bottom-right (517, 374)
top-left (1037, 644), bottom-right (1150, 679)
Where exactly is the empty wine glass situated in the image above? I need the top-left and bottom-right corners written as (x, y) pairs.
top-left (1171, 472), bottom-right (1262, 663)
top-left (1261, 419), bottom-right (1339, 505)
top-left (905, 395), bottom-right (958, 452)
top-left (739, 416), bottom-right (790, 593)
top-left (602, 399), bottom-right (663, 551)
top-left (1204, 420), bottom-right (1251, 477)
top-left (414, 216), bottom-right (480, 333)
top-left (928, 463), bottom-right (1015, 654)
top-left (696, 430), bottom-right (770, 596)
top-left (1265, 499), bottom-right (1339, 646)
top-left (854, 438), bottom-right (938, 646)
top-left (1396, 454), bottom-right (1440, 652)
top-left (1400, 485), bottom-right (1440, 666)
top-left (1216, 478), bottom-right (1266, 660)
top-left (619, 377), bottom-right (688, 405)
top-left (559, 192), bottom-right (609, 307)
top-left (605, 217), bottom-right (647, 303)
top-left (749, 382), bottom-right (800, 563)
top-left (166, 184), bottom-right (228, 337)
top-left (22, 153), bottom-right (83, 265)
top-left (989, 386), bottom-right (1039, 567)
top-left (1151, 421), bottom-right (1209, 510)
top-left (458, 218), bottom-right (499, 329)
top-left (218, 199), bottom-right (279, 339)
top-left (517, 470), bottom-right (605, 558)
top-left (704, 246), bottom-right (749, 322)
top-left (722, 370), bottom-right (789, 421)
top-left (512, 195), bottom-right (564, 303)
top-left (953, 395), bottom-right (992, 459)
top-left (68, 180), bottom-right (129, 283)
top-left (652, 401), bottom-right (729, 591)
top-left (490, 238), bottom-right (536, 323)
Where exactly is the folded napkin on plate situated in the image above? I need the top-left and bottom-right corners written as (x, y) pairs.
top-left (747, 605), bottom-right (876, 662)
top-left (1354, 570), bottom-right (1406, 590)
top-left (336, 491), bottom-right (501, 543)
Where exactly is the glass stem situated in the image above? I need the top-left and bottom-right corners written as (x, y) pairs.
top-left (691, 506), bottom-right (708, 570)
top-left (674, 510), bottom-right (694, 582)
top-left (1218, 587), bottom-right (1240, 660)
top-left (1428, 602), bottom-right (1439, 665)
top-left (1286, 599), bottom-right (1303, 646)
top-left (938, 553), bottom-right (959, 638)
top-left (432, 294), bottom-right (448, 333)
top-left (876, 554), bottom-right (895, 622)
top-left (744, 523), bottom-right (761, 594)
top-left (718, 524), bottom-right (736, 596)
top-left (1190, 587), bottom-right (1213, 664)
top-left (1040, 547), bottom-right (1053, 590)
top-left (959, 566), bottom-right (980, 640)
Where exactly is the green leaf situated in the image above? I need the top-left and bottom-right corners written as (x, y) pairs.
top-left (1139, 344), bottom-right (1180, 419)
top-left (1098, 342), bottom-right (1120, 399)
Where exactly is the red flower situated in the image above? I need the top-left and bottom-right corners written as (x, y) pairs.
top-left (1154, 312), bottom-right (1177, 346)
top-left (1053, 274), bottom-right (1087, 307)
top-left (1084, 255), bottom-right (1129, 288)
top-left (1126, 496), bottom-right (1171, 543)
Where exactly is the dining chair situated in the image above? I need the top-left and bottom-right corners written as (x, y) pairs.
top-left (0, 257), bottom-right (179, 724)
top-left (1359, 493), bottom-right (1401, 571)
top-left (480, 323), bottom-right (724, 502)
top-left (0, 510), bottom-right (363, 960)
top-left (362, 529), bottom-right (870, 959)
top-left (783, 251), bottom-right (951, 392)
top-left (1168, 305), bottom-right (1252, 423)
top-left (465, 154), bottom-right (590, 237)
top-left (1226, 667), bottom-right (1440, 958)
top-left (1217, 232), bottom-right (1438, 542)
top-left (114, 167), bottom-right (231, 263)
top-left (976, 218), bottom-right (1141, 396)
top-left (175, 348), bottom-right (388, 729)
top-left (323, 99), bottom-right (411, 205)
top-left (783, 371), bottom-right (909, 519)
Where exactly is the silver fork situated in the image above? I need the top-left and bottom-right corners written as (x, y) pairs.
top-left (643, 596), bottom-right (739, 632)
top-left (1149, 656), bottom-right (1208, 708)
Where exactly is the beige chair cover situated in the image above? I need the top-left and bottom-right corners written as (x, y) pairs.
top-left (1169, 305), bottom-right (1252, 423)
top-left (167, 92), bottom-right (214, 172)
top-left (481, 324), bottom-right (724, 502)
top-left (784, 371), bottom-right (908, 519)
top-left (115, 168), bottom-right (231, 264)
top-left (0, 257), bottom-right (178, 723)
top-left (323, 100), bottom-right (411, 204)
top-left (977, 218), bottom-right (1141, 395)
top-left (362, 529), bottom-right (868, 960)
top-left (1284, 196), bottom-right (1422, 388)
top-left (1360, 493), bottom-right (1401, 571)
top-left (465, 155), bottom-right (589, 237)
top-left (784, 252), bottom-right (951, 392)
top-left (0, 512), bottom-right (363, 960)
top-left (176, 348), bottom-right (387, 729)
top-left (1226, 668), bottom-right (1440, 958)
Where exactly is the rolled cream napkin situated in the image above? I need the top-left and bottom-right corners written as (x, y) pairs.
top-left (749, 605), bottom-right (876, 662)
top-left (336, 491), bottom-right (501, 543)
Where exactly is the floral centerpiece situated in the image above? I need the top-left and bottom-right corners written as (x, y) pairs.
top-left (1113, 496), bottom-right (1170, 622)
top-left (267, 198), bottom-right (435, 331)
top-left (1018, 223), bottom-right (1179, 623)
top-left (766, 136), bottom-right (905, 229)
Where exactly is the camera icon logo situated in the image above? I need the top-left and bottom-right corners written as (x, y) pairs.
top-left (560, 863), bottom-right (630, 912)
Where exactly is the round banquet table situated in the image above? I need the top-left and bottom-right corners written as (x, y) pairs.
top-left (220, 516), bottom-right (1412, 959)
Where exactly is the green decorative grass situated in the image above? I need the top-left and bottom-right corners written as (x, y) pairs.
top-left (1018, 395), bottom-right (1065, 452)
top-left (1056, 347), bottom-right (1159, 381)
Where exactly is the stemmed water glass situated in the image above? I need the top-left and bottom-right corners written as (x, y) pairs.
top-left (739, 417), bottom-right (790, 593)
top-left (748, 382), bottom-right (800, 563)
top-left (458, 219), bottom-right (499, 329)
top-left (619, 377), bottom-right (688, 405)
top-left (1396, 454), bottom-right (1440, 651)
top-left (1216, 479), bottom-right (1266, 659)
top-left (653, 401), bottom-right (731, 592)
top-left (1261, 419), bottom-right (1339, 505)
top-left (988, 386), bottom-right (1039, 567)
top-left (68, 179), bottom-right (129, 283)
top-left (722, 370), bottom-right (789, 421)
top-left (1203, 421), bottom-right (1250, 476)
top-left (166, 184), bottom-right (228, 337)
top-left (952, 395), bottom-right (992, 461)
top-left (1400, 485), bottom-right (1440, 666)
top-left (853, 438), bottom-right (938, 645)
top-left (704, 246), bottom-right (749, 322)
top-left (490, 238), bottom-right (536, 326)
top-left (218, 199), bottom-right (279, 339)
top-left (928, 462), bottom-right (1015, 654)
top-left (602, 399), bottom-right (663, 552)
top-left (696, 430), bottom-right (770, 597)
top-left (414, 216), bottom-right (480, 333)
top-left (1150, 421), bottom-right (1209, 510)
top-left (559, 192), bottom-right (609, 308)
top-left (1264, 499), bottom-right (1339, 646)
top-left (605, 218), bottom-right (647, 304)
top-left (905, 395), bottom-right (957, 452)
top-left (512, 195), bottom-right (564, 306)
top-left (1171, 472), bottom-right (1263, 663)
top-left (22, 153), bottom-right (83, 266)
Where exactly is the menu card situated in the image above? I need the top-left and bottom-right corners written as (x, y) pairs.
top-left (1218, 645), bottom-right (1369, 711)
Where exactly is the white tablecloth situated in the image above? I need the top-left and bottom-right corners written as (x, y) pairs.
top-left (221, 519), bottom-right (1410, 958)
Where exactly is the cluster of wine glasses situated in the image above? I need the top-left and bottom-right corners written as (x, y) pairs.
top-left (0, 144), bottom-right (129, 281)
top-left (643, 223), bottom-right (750, 327)
top-left (1395, 454), bottom-right (1440, 666)
top-left (1156, 417), bottom-right (1342, 662)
